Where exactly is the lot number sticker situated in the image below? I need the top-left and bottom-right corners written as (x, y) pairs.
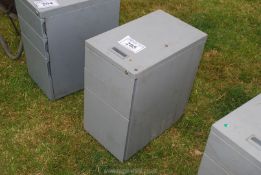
top-left (119, 36), bottom-right (146, 54)
top-left (34, 0), bottom-right (59, 9)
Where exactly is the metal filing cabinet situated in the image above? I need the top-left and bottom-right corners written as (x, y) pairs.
top-left (198, 94), bottom-right (261, 175)
top-left (15, 0), bottom-right (120, 99)
top-left (84, 10), bottom-right (207, 161)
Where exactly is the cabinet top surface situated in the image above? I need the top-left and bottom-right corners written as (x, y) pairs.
top-left (213, 94), bottom-right (261, 163)
top-left (86, 10), bottom-right (207, 77)
top-left (21, 0), bottom-right (103, 17)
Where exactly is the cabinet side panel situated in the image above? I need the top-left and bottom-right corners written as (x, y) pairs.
top-left (46, 0), bottom-right (120, 98)
top-left (125, 41), bottom-right (206, 160)
top-left (175, 42), bottom-right (205, 118)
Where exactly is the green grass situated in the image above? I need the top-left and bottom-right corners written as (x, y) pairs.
top-left (0, 0), bottom-right (260, 174)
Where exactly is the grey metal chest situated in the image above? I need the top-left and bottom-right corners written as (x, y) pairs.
top-left (15, 0), bottom-right (120, 99)
top-left (198, 94), bottom-right (261, 175)
top-left (84, 10), bottom-right (207, 161)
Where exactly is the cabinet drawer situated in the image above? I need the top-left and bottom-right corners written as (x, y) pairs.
top-left (84, 88), bottom-right (129, 161)
top-left (85, 48), bottom-right (135, 119)
top-left (22, 34), bottom-right (53, 99)
top-left (199, 154), bottom-right (229, 175)
top-left (206, 132), bottom-right (261, 175)
top-left (19, 15), bottom-right (48, 58)
top-left (15, 0), bottom-right (46, 38)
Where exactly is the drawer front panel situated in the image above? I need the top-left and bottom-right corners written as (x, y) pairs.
top-left (198, 153), bottom-right (229, 175)
top-left (85, 47), bottom-right (134, 119)
top-left (19, 15), bottom-right (48, 58)
top-left (15, 0), bottom-right (46, 38)
top-left (22, 34), bottom-right (54, 99)
top-left (206, 132), bottom-right (261, 175)
top-left (84, 88), bottom-right (129, 161)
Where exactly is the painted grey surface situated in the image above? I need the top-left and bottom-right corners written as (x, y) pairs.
top-left (125, 41), bottom-right (206, 160)
top-left (46, 0), bottom-right (120, 99)
top-left (21, 34), bottom-right (54, 99)
top-left (87, 10), bottom-right (207, 78)
top-left (85, 46), bottom-right (135, 119)
top-left (206, 132), bottom-right (261, 175)
top-left (213, 95), bottom-right (261, 166)
top-left (15, 0), bottom-right (120, 99)
top-left (20, 0), bottom-right (110, 18)
top-left (84, 10), bottom-right (207, 161)
top-left (84, 88), bottom-right (129, 162)
top-left (19, 15), bottom-right (48, 57)
top-left (198, 94), bottom-right (261, 175)
top-left (198, 153), bottom-right (229, 175)
top-left (15, 0), bottom-right (46, 38)
top-left (175, 43), bottom-right (206, 118)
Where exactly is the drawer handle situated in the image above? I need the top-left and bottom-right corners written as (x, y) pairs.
top-left (112, 47), bottom-right (128, 58)
top-left (248, 135), bottom-right (261, 151)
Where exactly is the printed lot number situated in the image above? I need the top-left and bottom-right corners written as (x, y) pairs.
top-left (119, 36), bottom-right (146, 54)
top-left (34, 0), bottom-right (59, 9)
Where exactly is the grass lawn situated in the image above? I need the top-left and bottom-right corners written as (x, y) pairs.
top-left (0, 0), bottom-right (260, 174)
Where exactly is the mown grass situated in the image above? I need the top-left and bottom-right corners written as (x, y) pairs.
top-left (0, 0), bottom-right (260, 174)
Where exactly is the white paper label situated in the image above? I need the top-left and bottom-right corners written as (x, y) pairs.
top-left (118, 36), bottom-right (146, 54)
top-left (34, 0), bottom-right (59, 9)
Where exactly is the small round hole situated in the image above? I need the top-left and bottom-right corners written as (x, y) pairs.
top-left (134, 69), bottom-right (138, 72)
